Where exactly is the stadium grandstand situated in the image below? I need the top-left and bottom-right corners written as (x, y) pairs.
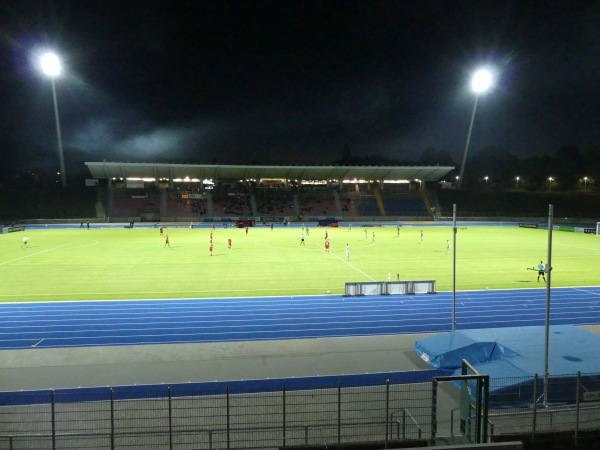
top-left (84, 162), bottom-right (454, 223)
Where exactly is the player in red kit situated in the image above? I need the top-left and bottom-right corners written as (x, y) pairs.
top-left (164, 235), bottom-right (170, 248)
top-left (209, 242), bottom-right (213, 256)
top-left (228, 238), bottom-right (232, 249)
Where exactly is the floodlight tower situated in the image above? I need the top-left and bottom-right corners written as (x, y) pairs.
top-left (40, 52), bottom-right (67, 187)
top-left (458, 68), bottom-right (494, 189)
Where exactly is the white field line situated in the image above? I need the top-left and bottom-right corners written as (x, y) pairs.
top-left (0, 240), bottom-right (98, 267)
top-left (308, 238), bottom-right (376, 281)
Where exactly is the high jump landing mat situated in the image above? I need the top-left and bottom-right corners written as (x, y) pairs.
top-left (415, 325), bottom-right (600, 407)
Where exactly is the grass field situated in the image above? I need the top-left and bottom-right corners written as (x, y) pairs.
top-left (1, 224), bottom-right (599, 302)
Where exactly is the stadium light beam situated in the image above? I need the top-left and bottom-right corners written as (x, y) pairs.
top-left (584, 176), bottom-right (588, 191)
top-left (39, 52), bottom-right (67, 188)
top-left (458, 68), bottom-right (494, 189)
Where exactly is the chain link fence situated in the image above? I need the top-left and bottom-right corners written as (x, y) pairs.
top-left (0, 373), bottom-right (599, 449)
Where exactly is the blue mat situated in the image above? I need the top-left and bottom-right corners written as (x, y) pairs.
top-left (415, 325), bottom-right (600, 407)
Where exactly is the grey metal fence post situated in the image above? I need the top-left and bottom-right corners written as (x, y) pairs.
top-left (110, 388), bottom-right (115, 450)
top-left (50, 390), bottom-right (56, 450)
top-left (385, 380), bottom-right (389, 447)
top-left (338, 382), bottom-right (342, 448)
top-left (168, 387), bottom-right (173, 450)
top-left (226, 386), bottom-right (231, 449)
top-left (282, 385), bottom-right (286, 448)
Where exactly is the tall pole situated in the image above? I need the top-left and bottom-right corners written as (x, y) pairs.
top-left (543, 204), bottom-right (553, 407)
top-left (458, 95), bottom-right (479, 189)
top-left (452, 204), bottom-right (457, 330)
top-left (50, 78), bottom-right (67, 188)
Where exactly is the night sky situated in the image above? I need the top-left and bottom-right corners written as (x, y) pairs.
top-left (2, 0), bottom-right (600, 176)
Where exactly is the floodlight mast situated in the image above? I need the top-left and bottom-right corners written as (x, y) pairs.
top-left (458, 68), bottom-right (494, 189)
top-left (40, 52), bottom-right (67, 188)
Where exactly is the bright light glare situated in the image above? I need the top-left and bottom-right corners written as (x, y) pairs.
top-left (40, 52), bottom-right (61, 77)
top-left (471, 68), bottom-right (493, 93)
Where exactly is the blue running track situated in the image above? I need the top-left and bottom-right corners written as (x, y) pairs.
top-left (1, 286), bottom-right (599, 350)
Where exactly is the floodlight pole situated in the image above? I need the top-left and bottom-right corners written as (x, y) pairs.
top-left (50, 77), bottom-right (67, 188)
top-left (458, 95), bottom-right (479, 189)
top-left (452, 204), bottom-right (457, 330)
top-left (543, 204), bottom-right (554, 407)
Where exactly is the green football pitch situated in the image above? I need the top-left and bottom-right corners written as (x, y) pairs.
top-left (1, 225), bottom-right (599, 302)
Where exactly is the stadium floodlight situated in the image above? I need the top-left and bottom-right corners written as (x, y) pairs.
top-left (484, 176), bottom-right (489, 189)
top-left (39, 51), bottom-right (67, 188)
top-left (515, 176), bottom-right (520, 189)
top-left (458, 67), bottom-right (495, 189)
top-left (584, 176), bottom-right (588, 191)
top-left (548, 176), bottom-right (554, 191)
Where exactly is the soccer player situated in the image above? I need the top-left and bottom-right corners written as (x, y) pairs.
top-left (397, 225), bottom-right (400, 237)
top-left (22, 235), bottom-right (28, 249)
top-left (164, 235), bottom-right (170, 248)
top-left (372, 231), bottom-right (375, 243)
top-left (537, 261), bottom-right (546, 282)
top-left (325, 239), bottom-right (330, 253)
top-left (209, 242), bottom-right (213, 256)
top-left (228, 238), bottom-right (232, 249)
top-left (420, 229), bottom-right (424, 243)
top-left (270, 223), bottom-right (274, 231)
top-left (345, 244), bottom-right (350, 260)
top-left (364, 229), bottom-right (367, 239)
top-left (300, 233), bottom-right (305, 245)
top-left (159, 227), bottom-right (164, 236)
top-left (447, 240), bottom-right (451, 252)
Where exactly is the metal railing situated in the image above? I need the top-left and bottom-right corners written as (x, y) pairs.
top-left (390, 408), bottom-right (422, 440)
top-left (1, 371), bottom-right (600, 449)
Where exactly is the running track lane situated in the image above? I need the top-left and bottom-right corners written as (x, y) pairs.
top-left (0, 287), bottom-right (599, 349)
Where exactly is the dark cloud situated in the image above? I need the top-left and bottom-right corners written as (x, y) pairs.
top-left (1, 0), bottom-right (600, 175)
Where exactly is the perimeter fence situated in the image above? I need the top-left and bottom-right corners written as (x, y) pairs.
top-left (0, 372), bottom-right (599, 449)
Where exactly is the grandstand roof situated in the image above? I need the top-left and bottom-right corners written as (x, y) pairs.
top-left (85, 162), bottom-right (454, 182)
